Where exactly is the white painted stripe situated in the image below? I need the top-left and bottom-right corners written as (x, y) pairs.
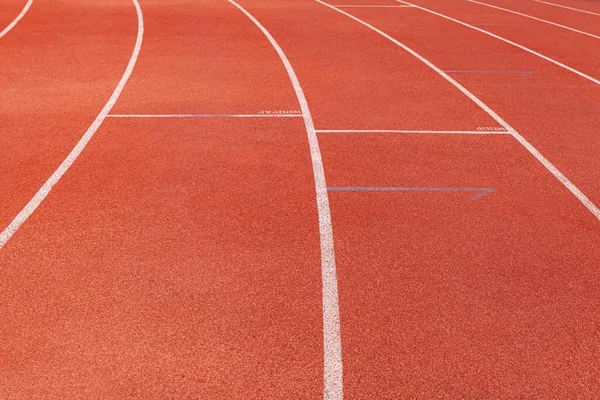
top-left (316, 129), bottom-right (508, 134)
top-left (228, 1), bottom-right (343, 399)
top-left (0, 0), bottom-right (144, 249)
top-left (395, 0), bottom-right (600, 85)
top-left (533, 0), bottom-right (600, 17)
top-left (316, 0), bottom-right (600, 220)
top-left (333, 4), bottom-right (414, 7)
top-left (468, 0), bottom-right (600, 40)
top-left (107, 113), bottom-right (302, 118)
top-left (0, 0), bottom-right (34, 40)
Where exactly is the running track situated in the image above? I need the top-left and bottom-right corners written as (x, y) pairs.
top-left (1, 0), bottom-right (599, 398)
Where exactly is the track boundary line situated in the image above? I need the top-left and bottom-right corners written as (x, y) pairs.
top-left (108, 113), bottom-right (303, 118)
top-left (533, 0), bottom-right (600, 17)
top-left (394, 0), bottom-right (600, 85)
top-left (316, 0), bottom-right (600, 221)
top-left (228, 1), bottom-right (344, 399)
top-left (317, 129), bottom-right (508, 134)
top-left (468, 0), bottom-right (600, 40)
top-left (0, 0), bottom-right (145, 249)
top-left (0, 0), bottom-right (34, 40)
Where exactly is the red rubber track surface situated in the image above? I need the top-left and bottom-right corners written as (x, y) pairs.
top-left (1, 0), bottom-right (599, 398)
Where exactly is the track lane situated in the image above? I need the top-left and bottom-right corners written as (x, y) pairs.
top-left (231, 0), bottom-right (501, 132)
top-left (341, 5), bottom-right (600, 213)
top-left (0, 0), bottom-right (323, 397)
top-left (0, 0), bottom-right (138, 234)
top-left (470, 0), bottom-right (600, 36)
top-left (307, 1), bottom-right (600, 397)
top-left (111, 0), bottom-right (298, 115)
top-left (0, 118), bottom-right (323, 398)
top-left (397, 0), bottom-right (600, 82)
top-left (535, 0), bottom-right (600, 14)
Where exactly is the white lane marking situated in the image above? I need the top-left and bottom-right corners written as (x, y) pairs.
top-left (395, 0), bottom-right (600, 85)
top-left (228, 1), bottom-right (343, 399)
top-left (468, 0), bottom-right (600, 40)
top-left (333, 4), bottom-right (414, 7)
top-left (0, 0), bottom-right (34, 40)
top-left (0, 0), bottom-right (144, 249)
top-left (317, 129), bottom-right (508, 134)
top-left (316, 0), bottom-right (600, 221)
top-left (533, 0), bottom-right (600, 17)
top-left (107, 113), bottom-right (303, 118)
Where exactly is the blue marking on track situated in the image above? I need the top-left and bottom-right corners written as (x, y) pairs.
top-left (443, 70), bottom-right (534, 76)
top-left (327, 186), bottom-right (495, 200)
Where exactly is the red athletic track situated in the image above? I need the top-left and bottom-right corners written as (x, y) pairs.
top-left (1, 0), bottom-right (599, 398)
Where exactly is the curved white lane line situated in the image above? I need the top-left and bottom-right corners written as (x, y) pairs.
top-left (467, 0), bottom-right (600, 40)
top-left (533, 0), bottom-right (600, 17)
top-left (315, 0), bottom-right (600, 221)
top-left (227, 1), bottom-right (343, 399)
top-left (395, 0), bottom-right (600, 85)
top-left (0, 0), bottom-right (144, 249)
top-left (0, 0), bottom-right (34, 40)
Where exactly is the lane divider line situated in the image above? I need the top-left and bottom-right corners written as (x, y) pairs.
top-left (394, 0), bottom-right (600, 85)
top-left (468, 0), bottom-right (600, 40)
top-left (328, 186), bottom-right (495, 200)
top-left (316, 129), bottom-right (508, 134)
top-left (0, 0), bottom-right (144, 249)
top-left (107, 113), bottom-right (303, 118)
top-left (228, 1), bottom-right (344, 399)
top-left (533, 0), bottom-right (600, 17)
top-left (316, 0), bottom-right (600, 221)
top-left (0, 0), bottom-right (34, 40)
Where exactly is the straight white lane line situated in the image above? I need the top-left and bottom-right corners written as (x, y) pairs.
top-left (0, 0), bottom-right (144, 249)
top-left (468, 0), bottom-right (600, 40)
top-left (316, 129), bottom-right (509, 134)
top-left (228, 1), bottom-right (343, 399)
top-left (394, 0), bottom-right (600, 85)
top-left (533, 0), bottom-right (600, 17)
top-left (107, 113), bottom-right (303, 118)
top-left (316, 0), bottom-right (600, 221)
top-left (0, 0), bottom-right (34, 39)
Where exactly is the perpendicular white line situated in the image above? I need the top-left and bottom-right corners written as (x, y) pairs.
top-left (227, 1), bottom-right (343, 399)
top-left (316, 129), bottom-right (509, 134)
top-left (0, 0), bottom-right (144, 249)
top-left (0, 0), bottom-right (34, 40)
top-left (394, 0), bottom-right (600, 85)
top-left (315, 0), bottom-right (600, 221)
top-left (107, 113), bottom-right (303, 118)
top-left (533, 0), bottom-right (600, 17)
top-left (468, 0), bottom-right (600, 40)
